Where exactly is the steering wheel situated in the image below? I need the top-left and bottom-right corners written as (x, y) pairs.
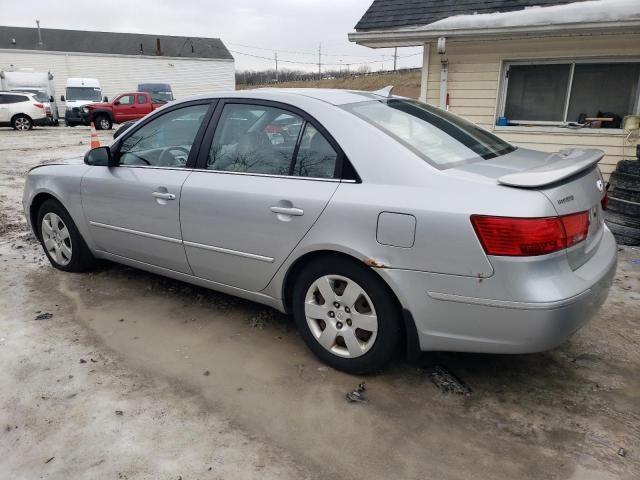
top-left (159, 146), bottom-right (190, 166)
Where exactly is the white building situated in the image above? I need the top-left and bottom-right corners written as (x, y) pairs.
top-left (0, 25), bottom-right (235, 104)
top-left (349, 0), bottom-right (640, 180)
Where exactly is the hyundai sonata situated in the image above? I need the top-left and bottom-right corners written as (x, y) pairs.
top-left (23, 88), bottom-right (617, 373)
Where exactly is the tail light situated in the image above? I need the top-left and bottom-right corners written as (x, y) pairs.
top-left (471, 212), bottom-right (590, 257)
top-left (33, 103), bottom-right (44, 109)
top-left (601, 190), bottom-right (608, 210)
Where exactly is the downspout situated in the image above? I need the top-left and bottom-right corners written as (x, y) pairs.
top-left (437, 37), bottom-right (448, 110)
top-left (419, 43), bottom-right (429, 102)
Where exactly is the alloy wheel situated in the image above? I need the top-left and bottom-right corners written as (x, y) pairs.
top-left (15, 117), bottom-right (30, 130)
top-left (304, 274), bottom-right (378, 358)
top-left (99, 118), bottom-right (110, 130)
top-left (41, 212), bottom-right (73, 266)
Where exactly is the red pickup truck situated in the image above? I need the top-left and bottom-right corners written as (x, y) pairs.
top-left (82, 92), bottom-right (165, 130)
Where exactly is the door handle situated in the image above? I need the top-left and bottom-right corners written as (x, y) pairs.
top-left (270, 206), bottom-right (304, 216)
top-left (152, 191), bottom-right (176, 200)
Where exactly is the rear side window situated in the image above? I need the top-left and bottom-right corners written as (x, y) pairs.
top-left (345, 99), bottom-right (515, 167)
top-left (208, 104), bottom-right (304, 176)
top-left (137, 95), bottom-right (148, 104)
top-left (1, 94), bottom-right (28, 104)
top-left (292, 124), bottom-right (337, 178)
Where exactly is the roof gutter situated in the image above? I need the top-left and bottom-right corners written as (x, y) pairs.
top-left (348, 20), bottom-right (640, 47)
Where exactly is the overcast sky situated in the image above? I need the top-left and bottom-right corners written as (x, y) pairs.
top-left (2, 0), bottom-right (424, 72)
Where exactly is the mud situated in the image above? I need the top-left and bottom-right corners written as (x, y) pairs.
top-left (1, 127), bottom-right (639, 479)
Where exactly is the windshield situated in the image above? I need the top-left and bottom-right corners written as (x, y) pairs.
top-left (66, 87), bottom-right (102, 102)
top-left (149, 92), bottom-right (174, 103)
top-left (344, 99), bottom-right (515, 167)
top-left (13, 89), bottom-right (48, 102)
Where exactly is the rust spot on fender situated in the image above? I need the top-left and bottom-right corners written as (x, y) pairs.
top-left (364, 258), bottom-right (386, 268)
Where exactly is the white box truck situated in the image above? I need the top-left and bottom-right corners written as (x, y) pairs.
top-left (0, 68), bottom-right (60, 125)
top-left (61, 78), bottom-right (105, 127)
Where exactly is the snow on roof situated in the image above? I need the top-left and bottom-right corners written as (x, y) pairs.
top-left (416, 0), bottom-right (640, 31)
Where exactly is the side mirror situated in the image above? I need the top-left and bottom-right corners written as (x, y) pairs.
top-left (103, 96), bottom-right (109, 102)
top-left (84, 146), bottom-right (117, 167)
top-left (60, 95), bottom-right (65, 102)
top-left (49, 96), bottom-right (54, 102)
top-left (113, 100), bottom-right (120, 105)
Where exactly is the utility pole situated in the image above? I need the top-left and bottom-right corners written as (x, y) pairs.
top-left (318, 42), bottom-right (322, 81)
top-left (36, 20), bottom-right (44, 48)
top-left (275, 52), bottom-right (278, 83)
top-left (393, 47), bottom-right (398, 72)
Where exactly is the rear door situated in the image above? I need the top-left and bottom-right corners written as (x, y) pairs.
top-left (180, 100), bottom-right (342, 291)
top-left (81, 101), bottom-right (214, 272)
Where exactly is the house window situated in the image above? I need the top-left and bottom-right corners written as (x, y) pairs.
top-left (501, 60), bottom-right (640, 127)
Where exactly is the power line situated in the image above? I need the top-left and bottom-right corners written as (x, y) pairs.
top-left (226, 41), bottom-right (405, 59)
top-left (227, 48), bottom-right (422, 68)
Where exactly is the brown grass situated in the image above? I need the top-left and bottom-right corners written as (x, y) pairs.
top-left (237, 70), bottom-right (421, 99)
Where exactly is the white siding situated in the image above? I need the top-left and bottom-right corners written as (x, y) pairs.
top-left (0, 49), bottom-right (235, 111)
top-left (423, 33), bottom-right (640, 178)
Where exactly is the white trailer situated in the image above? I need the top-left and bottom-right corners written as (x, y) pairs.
top-left (0, 68), bottom-right (60, 125)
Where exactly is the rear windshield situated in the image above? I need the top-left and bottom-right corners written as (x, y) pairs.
top-left (344, 99), bottom-right (515, 167)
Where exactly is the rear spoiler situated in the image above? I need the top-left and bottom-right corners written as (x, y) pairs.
top-left (498, 148), bottom-right (605, 188)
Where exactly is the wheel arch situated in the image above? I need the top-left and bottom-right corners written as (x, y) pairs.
top-left (280, 249), bottom-right (420, 361)
top-left (11, 112), bottom-right (33, 124)
top-left (92, 109), bottom-right (114, 123)
top-left (29, 191), bottom-right (66, 240)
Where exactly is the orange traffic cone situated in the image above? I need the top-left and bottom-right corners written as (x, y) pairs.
top-left (90, 122), bottom-right (101, 148)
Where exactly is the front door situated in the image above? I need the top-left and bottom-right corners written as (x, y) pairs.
top-left (81, 102), bottom-right (213, 273)
top-left (180, 101), bottom-right (341, 291)
top-left (112, 94), bottom-right (137, 123)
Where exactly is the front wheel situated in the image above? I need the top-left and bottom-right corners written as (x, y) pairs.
top-left (37, 199), bottom-right (95, 272)
top-left (292, 257), bottom-right (400, 374)
top-left (95, 115), bottom-right (112, 130)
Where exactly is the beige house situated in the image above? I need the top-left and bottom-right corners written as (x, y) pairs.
top-left (349, 0), bottom-right (640, 179)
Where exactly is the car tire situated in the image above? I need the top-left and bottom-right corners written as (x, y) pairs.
top-left (607, 197), bottom-right (640, 218)
top-left (608, 187), bottom-right (640, 203)
top-left (606, 221), bottom-right (640, 246)
top-left (96, 115), bottom-right (112, 130)
top-left (37, 199), bottom-right (96, 272)
top-left (616, 160), bottom-right (640, 176)
top-left (609, 171), bottom-right (640, 192)
top-left (12, 114), bottom-right (33, 131)
top-left (292, 256), bottom-right (400, 374)
top-left (605, 210), bottom-right (640, 229)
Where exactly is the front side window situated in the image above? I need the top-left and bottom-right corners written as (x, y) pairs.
top-left (208, 104), bottom-right (304, 175)
top-left (502, 61), bottom-right (640, 126)
top-left (117, 95), bottom-right (135, 105)
top-left (346, 99), bottom-right (514, 167)
top-left (118, 104), bottom-right (209, 167)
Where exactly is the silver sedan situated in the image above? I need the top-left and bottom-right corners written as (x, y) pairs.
top-left (22, 89), bottom-right (617, 373)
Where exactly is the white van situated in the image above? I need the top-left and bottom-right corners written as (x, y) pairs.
top-left (61, 78), bottom-right (105, 126)
top-left (0, 69), bottom-right (59, 125)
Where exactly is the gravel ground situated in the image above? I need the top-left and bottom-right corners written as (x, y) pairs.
top-left (1, 126), bottom-right (639, 480)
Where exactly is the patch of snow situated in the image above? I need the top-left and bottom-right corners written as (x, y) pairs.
top-left (416, 0), bottom-right (640, 31)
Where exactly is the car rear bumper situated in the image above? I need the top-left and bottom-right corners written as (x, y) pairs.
top-left (379, 227), bottom-right (617, 353)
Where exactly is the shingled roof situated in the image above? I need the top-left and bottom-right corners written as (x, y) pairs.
top-left (355, 0), bottom-right (589, 31)
top-left (0, 26), bottom-right (233, 60)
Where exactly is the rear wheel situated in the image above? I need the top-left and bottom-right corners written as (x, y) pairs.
top-left (37, 199), bottom-right (95, 272)
top-left (292, 257), bottom-right (400, 374)
top-left (12, 114), bottom-right (32, 130)
top-left (96, 115), bottom-right (112, 130)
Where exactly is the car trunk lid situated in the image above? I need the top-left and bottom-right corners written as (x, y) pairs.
top-left (453, 148), bottom-right (606, 270)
